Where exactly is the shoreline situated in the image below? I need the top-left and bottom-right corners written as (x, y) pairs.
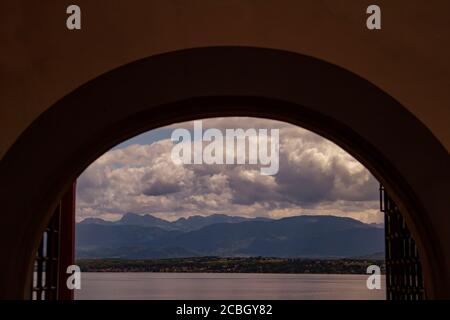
top-left (76, 256), bottom-right (386, 275)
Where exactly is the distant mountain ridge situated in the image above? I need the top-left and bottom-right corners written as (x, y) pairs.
top-left (80, 212), bottom-right (270, 231)
top-left (77, 214), bottom-right (384, 259)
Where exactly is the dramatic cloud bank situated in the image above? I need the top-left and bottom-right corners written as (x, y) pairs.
top-left (76, 118), bottom-right (382, 223)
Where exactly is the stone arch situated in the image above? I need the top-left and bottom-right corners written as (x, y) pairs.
top-left (0, 47), bottom-right (448, 298)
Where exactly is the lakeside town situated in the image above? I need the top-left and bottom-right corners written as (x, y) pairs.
top-left (77, 256), bottom-right (385, 274)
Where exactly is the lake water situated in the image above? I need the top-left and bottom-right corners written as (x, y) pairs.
top-left (75, 273), bottom-right (385, 300)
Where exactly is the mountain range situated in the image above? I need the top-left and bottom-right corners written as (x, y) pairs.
top-left (76, 213), bottom-right (384, 259)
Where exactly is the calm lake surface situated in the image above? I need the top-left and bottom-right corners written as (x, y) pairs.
top-left (75, 273), bottom-right (385, 300)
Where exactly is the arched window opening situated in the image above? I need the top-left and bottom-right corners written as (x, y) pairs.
top-left (31, 117), bottom-right (424, 300)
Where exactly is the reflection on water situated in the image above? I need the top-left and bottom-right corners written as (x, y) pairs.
top-left (75, 273), bottom-right (385, 300)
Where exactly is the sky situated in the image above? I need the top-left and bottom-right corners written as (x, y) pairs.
top-left (76, 117), bottom-right (382, 224)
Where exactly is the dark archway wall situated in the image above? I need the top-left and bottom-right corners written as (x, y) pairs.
top-left (0, 47), bottom-right (449, 299)
top-left (1, 0), bottom-right (450, 158)
top-left (0, 1), bottom-right (449, 299)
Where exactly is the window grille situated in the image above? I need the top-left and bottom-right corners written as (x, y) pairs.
top-left (31, 184), bottom-right (76, 300)
top-left (380, 185), bottom-right (425, 300)
top-left (32, 204), bottom-right (61, 300)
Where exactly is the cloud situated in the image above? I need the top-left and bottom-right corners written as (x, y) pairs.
top-left (276, 126), bottom-right (378, 204)
top-left (76, 118), bottom-right (382, 223)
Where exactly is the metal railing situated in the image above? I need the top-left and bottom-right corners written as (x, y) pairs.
top-left (380, 185), bottom-right (425, 300)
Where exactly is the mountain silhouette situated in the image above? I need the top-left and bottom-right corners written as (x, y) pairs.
top-left (76, 214), bottom-right (384, 259)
